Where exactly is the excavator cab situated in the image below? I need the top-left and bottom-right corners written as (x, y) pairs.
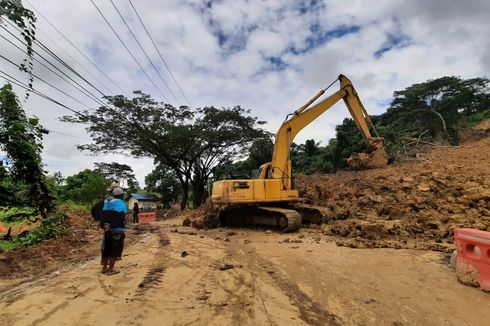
top-left (210, 74), bottom-right (388, 231)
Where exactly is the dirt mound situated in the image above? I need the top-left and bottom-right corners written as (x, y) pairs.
top-left (182, 200), bottom-right (220, 229)
top-left (297, 136), bottom-right (490, 251)
top-left (347, 143), bottom-right (389, 170)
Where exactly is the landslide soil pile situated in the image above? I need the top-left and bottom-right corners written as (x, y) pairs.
top-left (296, 134), bottom-right (490, 252)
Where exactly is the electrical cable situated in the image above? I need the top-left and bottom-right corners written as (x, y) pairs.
top-left (36, 28), bottom-right (114, 95)
top-left (128, 0), bottom-right (192, 106)
top-left (24, 0), bottom-right (128, 96)
top-left (2, 21), bottom-right (108, 99)
top-left (0, 69), bottom-right (88, 118)
top-left (109, 0), bottom-right (180, 104)
top-left (44, 129), bottom-right (92, 141)
top-left (0, 53), bottom-right (95, 110)
top-left (0, 32), bottom-right (106, 107)
top-left (90, 0), bottom-right (169, 102)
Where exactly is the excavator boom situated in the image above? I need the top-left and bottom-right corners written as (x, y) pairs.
top-left (269, 74), bottom-right (386, 189)
top-left (210, 74), bottom-right (388, 231)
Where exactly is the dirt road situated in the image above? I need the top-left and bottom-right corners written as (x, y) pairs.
top-left (1, 218), bottom-right (489, 326)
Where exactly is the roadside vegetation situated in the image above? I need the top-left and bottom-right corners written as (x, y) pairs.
top-left (218, 76), bottom-right (490, 177)
top-left (1, 1), bottom-right (489, 253)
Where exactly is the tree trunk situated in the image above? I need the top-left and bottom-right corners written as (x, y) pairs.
top-left (180, 180), bottom-right (189, 210)
top-left (429, 108), bottom-right (447, 133)
top-left (191, 179), bottom-right (206, 208)
top-left (191, 167), bottom-right (208, 208)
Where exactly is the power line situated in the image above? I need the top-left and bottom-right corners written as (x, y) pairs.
top-left (109, 0), bottom-right (180, 104)
top-left (24, 0), bottom-right (128, 96)
top-left (0, 53), bottom-right (95, 110)
top-left (128, 0), bottom-right (192, 106)
top-left (44, 129), bottom-right (92, 141)
top-left (2, 21), bottom-right (108, 100)
top-left (34, 39), bottom-right (107, 97)
top-left (36, 28), bottom-right (113, 95)
top-left (0, 70), bottom-right (88, 118)
top-left (0, 30), bottom-right (106, 107)
top-left (90, 0), bottom-right (169, 102)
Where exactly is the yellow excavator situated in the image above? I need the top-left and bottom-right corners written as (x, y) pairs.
top-left (210, 74), bottom-right (388, 231)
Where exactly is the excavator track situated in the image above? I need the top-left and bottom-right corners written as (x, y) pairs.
top-left (218, 205), bottom-right (302, 232)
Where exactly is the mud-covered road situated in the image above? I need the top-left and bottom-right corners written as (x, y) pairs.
top-left (1, 218), bottom-right (489, 326)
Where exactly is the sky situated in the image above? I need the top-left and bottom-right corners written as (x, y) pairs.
top-left (1, 0), bottom-right (489, 186)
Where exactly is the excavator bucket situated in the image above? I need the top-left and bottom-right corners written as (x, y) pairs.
top-left (347, 139), bottom-right (389, 170)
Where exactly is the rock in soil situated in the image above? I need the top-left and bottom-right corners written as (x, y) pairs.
top-left (219, 263), bottom-right (234, 271)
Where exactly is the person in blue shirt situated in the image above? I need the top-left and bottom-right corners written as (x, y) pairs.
top-left (92, 182), bottom-right (119, 267)
top-left (101, 187), bottom-right (128, 275)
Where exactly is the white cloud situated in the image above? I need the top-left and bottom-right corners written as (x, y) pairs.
top-left (1, 0), bottom-right (489, 185)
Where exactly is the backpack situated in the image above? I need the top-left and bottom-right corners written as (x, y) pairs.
top-left (91, 200), bottom-right (105, 221)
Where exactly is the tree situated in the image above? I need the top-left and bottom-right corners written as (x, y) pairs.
top-left (145, 164), bottom-right (181, 207)
top-left (62, 92), bottom-right (266, 209)
top-left (304, 139), bottom-right (319, 156)
top-left (0, 84), bottom-right (54, 216)
top-left (62, 169), bottom-right (108, 204)
top-left (213, 136), bottom-right (274, 180)
top-left (45, 171), bottom-right (64, 200)
top-left (382, 76), bottom-right (490, 144)
top-left (248, 137), bottom-right (274, 168)
top-left (0, 0), bottom-right (37, 91)
top-left (189, 106), bottom-right (267, 206)
top-left (94, 162), bottom-right (138, 189)
top-left (0, 160), bottom-right (28, 206)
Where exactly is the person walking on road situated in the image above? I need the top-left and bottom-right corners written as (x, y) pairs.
top-left (101, 187), bottom-right (128, 275)
top-left (133, 202), bottom-right (139, 223)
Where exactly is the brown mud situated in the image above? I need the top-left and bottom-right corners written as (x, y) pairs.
top-left (1, 219), bottom-right (490, 325)
top-left (187, 123), bottom-right (490, 253)
top-left (297, 135), bottom-right (489, 252)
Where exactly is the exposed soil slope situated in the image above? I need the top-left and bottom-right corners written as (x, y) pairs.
top-left (297, 134), bottom-right (490, 251)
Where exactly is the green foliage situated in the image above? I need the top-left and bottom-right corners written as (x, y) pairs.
top-left (0, 164), bottom-right (29, 206)
top-left (380, 76), bottom-right (490, 146)
top-left (94, 162), bottom-right (138, 190)
top-left (222, 75), bottom-right (490, 177)
top-left (214, 137), bottom-right (274, 179)
top-left (145, 165), bottom-right (182, 206)
top-left (58, 201), bottom-right (91, 211)
top-left (0, 84), bottom-right (54, 216)
top-left (0, 0), bottom-right (37, 91)
top-left (457, 109), bottom-right (490, 129)
top-left (0, 206), bottom-right (33, 225)
top-left (62, 92), bottom-right (267, 208)
top-left (290, 139), bottom-right (337, 175)
top-left (61, 169), bottom-right (109, 204)
top-left (0, 212), bottom-right (68, 252)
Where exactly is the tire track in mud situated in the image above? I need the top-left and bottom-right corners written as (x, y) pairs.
top-left (162, 231), bottom-right (260, 324)
top-left (31, 301), bottom-right (69, 326)
top-left (234, 244), bottom-right (342, 326)
top-left (134, 229), bottom-right (169, 296)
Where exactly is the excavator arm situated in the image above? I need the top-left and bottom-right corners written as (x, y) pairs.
top-left (267, 74), bottom-right (386, 189)
top-left (210, 74), bottom-right (387, 231)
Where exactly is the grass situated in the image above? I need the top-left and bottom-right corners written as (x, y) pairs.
top-left (0, 207), bottom-right (34, 227)
top-left (458, 109), bottom-right (490, 129)
top-left (0, 211), bottom-right (69, 252)
top-left (57, 201), bottom-right (91, 211)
